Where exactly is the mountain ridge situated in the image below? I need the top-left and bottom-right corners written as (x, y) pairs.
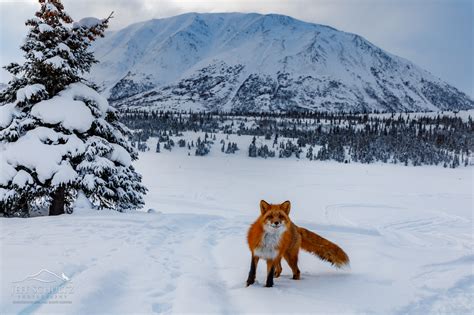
top-left (89, 12), bottom-right (473, 112)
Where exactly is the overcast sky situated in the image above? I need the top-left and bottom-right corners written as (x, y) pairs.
top-left (0, 0), bottom-right (472, 96)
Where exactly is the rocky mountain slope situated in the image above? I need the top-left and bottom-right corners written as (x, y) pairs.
top-left (89, 12), bottom-right (473, 112)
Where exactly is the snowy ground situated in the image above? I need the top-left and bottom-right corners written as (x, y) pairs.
top-left (1, 134), bottom-right (473, 314)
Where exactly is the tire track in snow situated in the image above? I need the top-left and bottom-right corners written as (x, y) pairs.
top-left (396, 275), bottom-right (474, 315)
top-left (323, 203), bottom-right (472, 249)
top-left (165, 216), bottom-right (235, 314)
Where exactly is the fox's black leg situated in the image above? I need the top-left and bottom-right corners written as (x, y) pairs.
top-left (265, 261), bottom-right (275, 287)
top-left (246, 255), bottom-right (259, 286)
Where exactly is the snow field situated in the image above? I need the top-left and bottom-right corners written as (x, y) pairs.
top-left (1, 133), bottom-right (472, 314)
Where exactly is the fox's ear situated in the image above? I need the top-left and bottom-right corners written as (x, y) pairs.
top-left (280, 200), bottom-right (291, 215)
top-left (260, 200), bottom-right (270, 215)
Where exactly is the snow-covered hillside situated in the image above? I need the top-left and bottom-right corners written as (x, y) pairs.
top-left (89, 13), bottom-right (473, 112)
top-left (1, 135), bottom-right (472, 314)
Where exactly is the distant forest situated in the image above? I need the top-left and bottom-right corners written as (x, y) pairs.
top-left (120, 110), bottom-right (473, 168)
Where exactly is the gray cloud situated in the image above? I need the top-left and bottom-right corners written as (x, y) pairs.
top-left (1, 0), bottom-right (472, 96)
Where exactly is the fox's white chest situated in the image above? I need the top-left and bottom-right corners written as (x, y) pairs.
top-left (254, 226), bottom-right (286, 260)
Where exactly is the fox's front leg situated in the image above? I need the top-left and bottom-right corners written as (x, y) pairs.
top-left (265, 260), bottom-right (276, 287)
top-left (246, 255), bottom-right (259, 286)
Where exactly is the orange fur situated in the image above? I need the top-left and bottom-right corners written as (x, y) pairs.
top-left (246, 200), bottom-right (349, 287)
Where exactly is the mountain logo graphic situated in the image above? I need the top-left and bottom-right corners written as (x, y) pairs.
top-left (12, 269), bottom-right (70, 284)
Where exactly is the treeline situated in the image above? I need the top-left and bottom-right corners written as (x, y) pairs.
top-left (120, 110), bottom-right (473, 168)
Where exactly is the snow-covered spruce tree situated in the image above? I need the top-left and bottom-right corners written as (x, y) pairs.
top-left (0, 0), bottom-right (146, 217)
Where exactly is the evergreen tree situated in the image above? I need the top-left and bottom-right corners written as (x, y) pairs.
top-left (316, 144), bottom-right (330, 161)
top-left (0, 0), bottom-right (146, 216)
top-left (195, 137), bottom-right (210, 156)
top-left (248, 136), bottom-right (257, 157)
top-left (306, 146), bottom-right (313, 160)
top-left (225, 142), bottom-right (239, 154)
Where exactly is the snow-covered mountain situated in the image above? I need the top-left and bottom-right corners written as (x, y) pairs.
top-left (89, 12), bottom-right (473, 112)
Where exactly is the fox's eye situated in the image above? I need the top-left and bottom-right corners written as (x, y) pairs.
top-left (279, 215), bottom-right (284, 220)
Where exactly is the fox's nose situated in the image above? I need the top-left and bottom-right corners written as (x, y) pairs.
top-left (274, 221), bottom-right (280, 226)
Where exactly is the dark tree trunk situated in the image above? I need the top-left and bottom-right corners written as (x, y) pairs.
top-left (49, 186), bottom-right (65, 216)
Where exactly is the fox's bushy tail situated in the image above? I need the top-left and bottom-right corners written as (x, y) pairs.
top-left (298, 227), bottom-right (350, 268)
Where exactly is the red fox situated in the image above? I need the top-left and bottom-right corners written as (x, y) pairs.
top-left (246, 200), bottom-right (349, 287)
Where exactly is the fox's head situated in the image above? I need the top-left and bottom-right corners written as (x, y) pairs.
top-left (259, 200), bottom-right (291, 231)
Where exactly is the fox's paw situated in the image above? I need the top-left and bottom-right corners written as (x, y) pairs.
top-left (246, 279), bottom-right (255, 286)
top-left (292, 273), bottom-right (300, 280)
top-left (265, 278), bottom-right (274, 287)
